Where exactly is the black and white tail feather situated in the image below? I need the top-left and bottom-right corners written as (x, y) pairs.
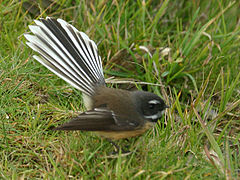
top-left (24, 17), bottom-right (105, 97)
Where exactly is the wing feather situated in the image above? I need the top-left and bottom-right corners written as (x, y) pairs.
top-left (54, 108), bottom-right (139, 131)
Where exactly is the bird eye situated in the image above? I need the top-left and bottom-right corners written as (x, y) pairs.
top-left (148, 99), bottom-right (160, 110)
top-left (149, 103), bottom-right (155, 109)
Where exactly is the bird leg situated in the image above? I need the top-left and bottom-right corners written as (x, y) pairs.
top-left (106, 139), bottom-right (132, 157)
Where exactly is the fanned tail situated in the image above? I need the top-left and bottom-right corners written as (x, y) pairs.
top-left (24, 17), bottom-right (105, 96)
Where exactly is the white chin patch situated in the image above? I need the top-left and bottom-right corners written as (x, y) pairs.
top-left (144, 111), bottom-right (163, 120)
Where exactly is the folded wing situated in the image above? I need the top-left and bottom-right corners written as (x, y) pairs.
top-left (54, 108), bottom-right (139, 131)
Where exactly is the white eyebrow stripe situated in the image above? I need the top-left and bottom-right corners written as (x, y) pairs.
top-left (148, 99), bottom-right (160, 104)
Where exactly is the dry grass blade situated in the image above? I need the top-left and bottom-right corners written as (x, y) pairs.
top-left (105, 77), bottom-right (165, 87)
top-left (193, 107), bottom-right (225, 175)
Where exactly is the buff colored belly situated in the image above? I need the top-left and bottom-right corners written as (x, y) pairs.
top-left (96, 121), bottom-right (155, 140)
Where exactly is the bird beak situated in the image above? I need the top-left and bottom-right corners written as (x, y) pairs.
top-left (164, 104), bottom-right (169, 109)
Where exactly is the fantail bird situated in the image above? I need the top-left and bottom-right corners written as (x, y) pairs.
top-left (24, 17), bottom-right (168, 144)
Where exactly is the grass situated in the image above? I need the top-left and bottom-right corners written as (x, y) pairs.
top-left (0, 0), bottom-right (239, 179)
